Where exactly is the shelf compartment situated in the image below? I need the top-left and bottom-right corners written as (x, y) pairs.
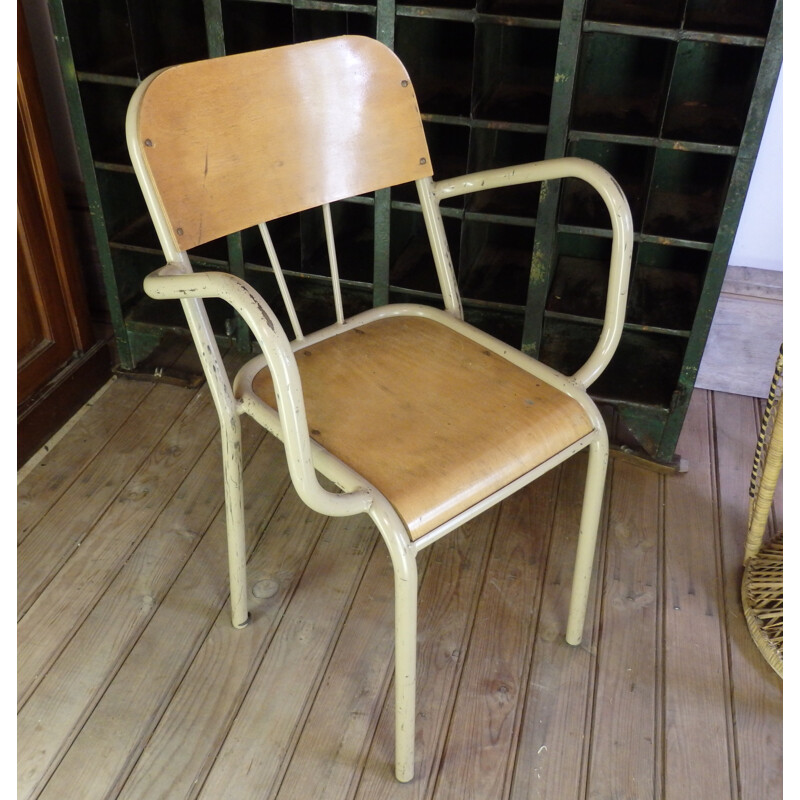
top-left (401, 0), bottom-right (475, 9)
top-left (292, 6), bottom-right (375, 41)
top-left (561, 139), bottom-right (652, 230)
top-left (62, 0), bottom-right (137, 77)
top-left (540, 319), bottom-right (687, 409)
top-left (463, 302), bottom-right (525, 348)
top-left (683, 0), bottom-right (775, 38)
top-left (126, 0), bottom-right (208, 75)
top-left (584, 0), bottom-right (684, 28)
top-left (643, 149), bottom-right (733, 243)
top-left (64, 0), bottom-right (208, 78)
top-left (78, 81), bottom-right (134, 165)
top-left (395, 17), bottom-right (475, 117)
top-left (222, 0), bottom-right (295, 55)
top-left (476, 0), bottom-right (563, 20)
top-left (572, 32), bottom-right (674, 137)
top-left (545, 234), bottom-right (611, 322)
top-left (459, 219), bottom-right (535, 305)
top-left (390, 208), bottom-right (460, 294)
top-left (465, 128), bottom-right (547, 217)
top-left (662, 40), bottom-right (764, 146)
top-left (626, 242), bottom-right (707, 331)
top-left (473, 23), bottom-right (559, 125)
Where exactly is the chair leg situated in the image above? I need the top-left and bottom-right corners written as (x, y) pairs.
top-left (221, 418), bottom-right (250, 629)
top-left (566, 436), bottom-right (608, 646)
top-left (393, 553), bottom-right (418, 783)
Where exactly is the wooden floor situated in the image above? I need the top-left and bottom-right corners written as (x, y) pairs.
top-left (18, 343), bottom-right (782, 800)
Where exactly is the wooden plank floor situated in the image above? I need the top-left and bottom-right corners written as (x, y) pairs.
top-left (18, 346), bottom-right (782, 800)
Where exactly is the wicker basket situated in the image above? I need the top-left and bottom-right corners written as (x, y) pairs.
top-left (741, 346), bottom-right (782, 678)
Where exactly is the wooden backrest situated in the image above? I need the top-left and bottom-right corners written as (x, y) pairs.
top-left (131, 36), bottom-right (433, 250)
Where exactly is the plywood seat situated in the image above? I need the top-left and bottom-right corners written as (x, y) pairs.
top-left (248, 315), bottom-right (594, 539)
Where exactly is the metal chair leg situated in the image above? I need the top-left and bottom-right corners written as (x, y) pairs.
top-left (566, 436), bottom-right (608, 645)
top-left (392, 552), bottom-right (419, 782)
top-left (221, 416), bottom-right (250, 629)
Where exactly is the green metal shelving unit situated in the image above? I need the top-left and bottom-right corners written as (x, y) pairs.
top-left (48, 0), bottom-right (782, 465)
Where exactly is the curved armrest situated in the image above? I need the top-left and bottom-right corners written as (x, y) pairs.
top-left (143, 265), bottom-right (372, 518)
top-left (430, 157), bottom-right (634, 388)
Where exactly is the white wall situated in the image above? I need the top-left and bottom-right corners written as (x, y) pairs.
top-left (728, 67), bottom-right (783, 272)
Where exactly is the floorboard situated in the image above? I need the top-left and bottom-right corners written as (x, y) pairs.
top-left (17, 374), bottom-right (783, 800)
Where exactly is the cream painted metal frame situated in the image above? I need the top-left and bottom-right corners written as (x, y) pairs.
top-left (126, 35), bottom-right (633, 782)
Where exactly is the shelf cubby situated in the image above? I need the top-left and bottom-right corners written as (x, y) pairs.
top-left (476, 0), bottom-right (562, 21)
top-left (459, 219), bottom-right (535, 306)
top-left (540, 319), bottom-right (687, 409)
top-left (465, 128), bottom-right (547, 218)
top-left (473, 23), bottom-right (558, 125)
top-left (222, 1), bottom-right (295, 55)
top-left (293, 6), bottom-right (375, 41)
top-left (572, 32), bottom-right (674, 137)
top-left (626, 242), bottom-right (706, 332)
top-left (684, 0), bottom-right (774, 38)
top-left (390, 208), bottom-right (459, 295)
top-left (561, 139), bottom-right (652, 230)
top-left (662, 40), bottom-right (764, 146)
top-left (395, 16), bottom-right (475, 117)
top-left (643, 149), bottom-right (733, 243)
top-left (62, 0), bottom-right (137, 77)
top-left (78, 81), bottom-right (135, 165)
top-left (584, 0), bottom-right (684, 28)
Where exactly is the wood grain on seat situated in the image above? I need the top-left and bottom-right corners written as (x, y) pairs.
top-left (251, 316), bottom-right (594, 538)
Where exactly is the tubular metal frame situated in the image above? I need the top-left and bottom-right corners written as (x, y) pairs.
top-left (128, 60), bottom-right (632, 779)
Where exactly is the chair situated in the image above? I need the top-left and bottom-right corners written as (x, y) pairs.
top-left (126, 35), bottom-right (633, 782)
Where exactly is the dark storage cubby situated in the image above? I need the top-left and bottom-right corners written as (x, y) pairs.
top-left (395, 17), bottom-right (474, 117)
top-left (541, 319), bottom-right (687, 409)
top-left (49, 0), bottom-right (782, 466)
top-left (403, 0), bottom-right (474, 9)
top-left (62, 0), bottom-right (137, 76)
top-left (473, 23), bottom-right (559, 125)
top-left (459, 220), bottom-right (535, 306)
top-left (390, 209), bottom-right (456, 296)
top-left (684, 0), bottom-right (775, 38)
top-left (476, 0), bottom-right (563, 20)
top-left (78, 82), bottom-right (135, 165)
top-left (584, 0), bottom-right (684, 28)
top-left (562, 139), bottom-right (652, 230)
top-left (96, 169), bottom-right (151, 248)
top-left (546, 235), bottom-right (612, 321)
top-left (572, 33), bottom-right (674, 137)
top-left (644, 150), bottom-right (733, 243)
top-left (466, 128), bottom-right (547, 217)
top-left (222, 1), bottom-right (294, 54)
top-left (662, 41), bottom-right (763, 146)
top-left (626, 244), bottom-right (707, 332)
top-left (463, 305), bottom-right (524, 349)
top-left (293, 7), bottom-right (375, 42)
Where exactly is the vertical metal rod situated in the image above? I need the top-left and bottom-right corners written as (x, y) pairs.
top-left (322, 204), bottom-right (345, 325)
top-left (259, 222), bottom-right (304, 341)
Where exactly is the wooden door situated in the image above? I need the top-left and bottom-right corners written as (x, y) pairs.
top-left (17, 4), bottom-right (110, 467)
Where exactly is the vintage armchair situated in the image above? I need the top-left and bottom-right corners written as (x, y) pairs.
top-left (126, 35), bottom-right (633, 782)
